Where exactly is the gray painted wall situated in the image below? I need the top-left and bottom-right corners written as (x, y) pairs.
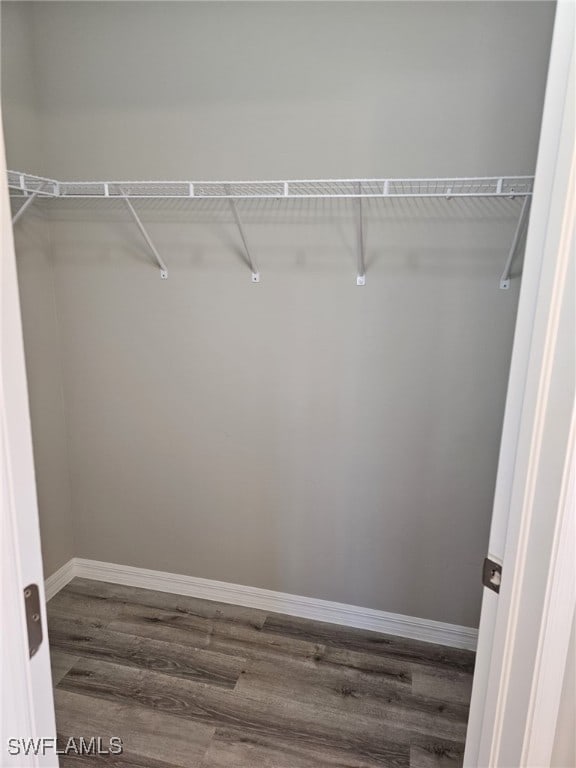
top-left (25, 1), bottom-right (553, 180)
top-left (2, 2), bottom-right (74, 576)
top-left (0, 2), bottom-right (43, 173)
top-left (13, 212), bottom-right (75, 578)
top-left (2, 2), bottom-right (554, 626)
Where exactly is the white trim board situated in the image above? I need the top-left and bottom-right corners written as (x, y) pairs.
top-left (44, 558), bottom-right (76, 601)
top-left (45, 558), bottom-right (478, 651)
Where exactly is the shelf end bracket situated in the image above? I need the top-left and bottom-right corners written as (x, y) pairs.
top-left (11, 183), bottom-right (46, 226)
top-left (500, 195), bottom-right (530, 290)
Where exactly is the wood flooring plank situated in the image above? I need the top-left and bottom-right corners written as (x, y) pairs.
top-left (47, 614), bottom-right (114, 661)
top-left (236, 651), bottom-right (413, 698)
top-left (57, 748), bottom-right (179, 768)
top-left (207, 620), bottom-right (326, 665)
top-left (47, 607), bottom-right (108, 635)
top-left (65, 578), bottom-right (268, 628)
top-left (411, 667), bottom-right (474, 707)
top-left (50, 622), bottom-right (245, 688)
top-left (409, 744), bottom-right (464, 768)
top-left (48, 590), bottom-right (126, 625)
top-left (316, 644), bottom-right (414, 680)
top-left (50, 651), bottom-right (79, 686)
top-left (57, 657), bottom-right (414, 766)
top-left (50, 579), bottom-right (265, 642)
top-left (201, 727), bottom-right (393, 768)
top-left (54, 688), bottom-right (213, 768)
top-left (107, 610), bottom-right (212, 650)
top-left (108, 609), bottom-right (324, 666)
top-left (235, 658), bottom-right (468, 743)
top-left (262, 614), bottom-right (475, 673)
top-left (315, 646), bottom-right (471, 712)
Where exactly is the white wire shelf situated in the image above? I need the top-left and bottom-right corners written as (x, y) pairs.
top-left (8, 171), bottom-right (534, 200)
top-left (8, 170), bottom-right (532, 288)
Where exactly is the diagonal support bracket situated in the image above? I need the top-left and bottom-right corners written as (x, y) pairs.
top-left (500, 195), bottom-right (530, 290)
top-left (121, 191), bottom-right (168, 278)
top-left (228, 199), bottom-right (259, 282)
top-left (11, 183), bottom-right (46, 226)
top-left (357, 193), bottom-right (366, 286)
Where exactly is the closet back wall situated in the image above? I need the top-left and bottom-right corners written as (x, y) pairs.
top-left (3, 2), bottom-right (555, 627)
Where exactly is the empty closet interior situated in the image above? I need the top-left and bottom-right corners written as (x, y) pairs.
top-left (3, 2), bottom-right (555, 635)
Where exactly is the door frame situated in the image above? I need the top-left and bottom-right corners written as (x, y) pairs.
top-left (465, 1), bottom-right (575, 764)
top-left (0, 100), bottom-right (58, 764)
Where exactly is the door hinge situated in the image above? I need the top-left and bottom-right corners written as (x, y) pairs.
top-left (24, 584), bottom-right (43, 658)
top-left (483, 557), bottom-right (502, 594)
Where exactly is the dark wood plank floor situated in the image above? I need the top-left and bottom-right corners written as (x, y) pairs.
top-left (47, 579), bottom-right (474, 767)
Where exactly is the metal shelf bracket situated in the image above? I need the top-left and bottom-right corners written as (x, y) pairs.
top-left (500, 195), bottom-right (530, 290)
top-left (228, 199), bottom-right (259, 282)
top-left (121, 191), bottom-right (168, 278)
top-left (11, 183), bottom-right (46, 226)
top-left (357, 193), bottom-right (366, 286)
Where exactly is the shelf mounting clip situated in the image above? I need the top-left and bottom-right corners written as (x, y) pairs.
top-left (228, 198), bottom-right (259, 282)
top-left (500, 195), bottom-right (530, 290)
top-left (121, 190), bottom-right (168, 279)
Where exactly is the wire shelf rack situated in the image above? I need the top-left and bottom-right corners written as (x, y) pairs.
top-left (8, 171), bottom-right (534, 200)
top-left (8, 170), bottom-right (532, 288)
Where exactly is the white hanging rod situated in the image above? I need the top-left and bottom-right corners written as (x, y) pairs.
top-left (8, 171), bottom-right (534, 201)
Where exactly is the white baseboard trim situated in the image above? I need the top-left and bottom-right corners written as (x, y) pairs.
top-left (47, 557), bottom-right (478, 651)
top-left (44, 558), bottom-right (76, 601)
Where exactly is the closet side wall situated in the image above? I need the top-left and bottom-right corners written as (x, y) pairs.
top-left (2, 3), bottom-right (74, 576)
top-left (13, 214), bottom-right (75, 577)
